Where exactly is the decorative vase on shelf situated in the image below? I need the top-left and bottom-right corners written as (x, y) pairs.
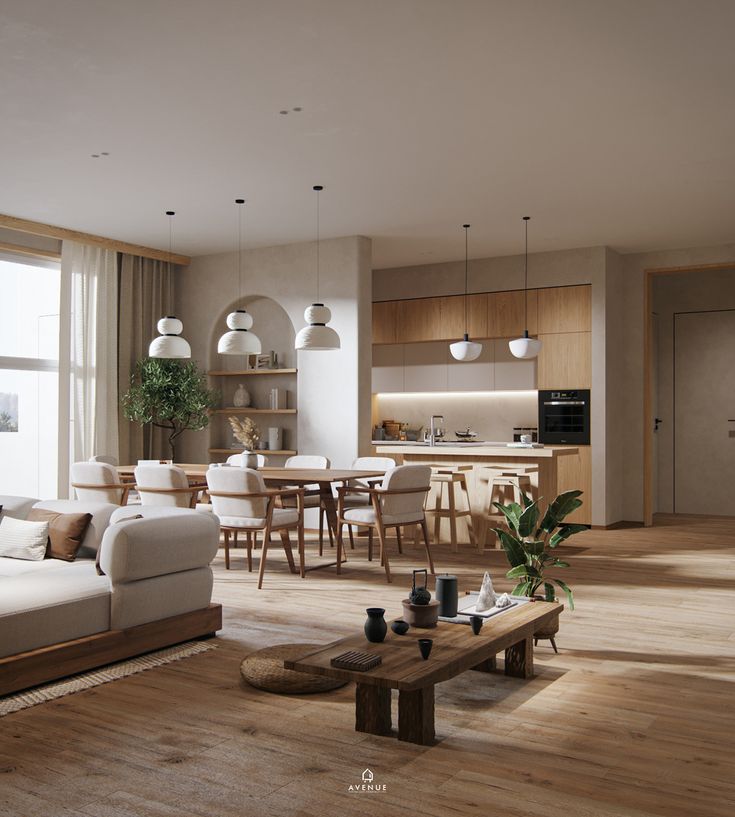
top-left (233, 384), bottom-right (251, 408)
top-left (364, 608), bottom-right (387, 643)
top-left (241, 451), bottom-right (259, 469)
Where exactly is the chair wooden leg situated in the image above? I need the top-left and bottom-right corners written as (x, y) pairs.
top-left (280, 529), bottom-right (297, 574)
top-left (433, 484), bottom-right (442, 544)
top-left (223, 529), bottom-right (230, 570)
top-left (367, 528), bottom-right (374, 561)
top-left (327, 508), bottom-right (335, 548)
top-left (448, 482), bottom-right (458, 552)
top-left (336, 518), bottom-right (344, 574)
top-left (298, 520), bottom-right (306, 578)
top-left (460, 477), bottom-right (477, 549)
top-left (318, 507), bottom-right (325, 557)
top-left (396, 526), bottom-right (403, 554)
top-left (348, 524), bottom-right (355, 550)
top-left (246, 533), bottom-right (253, 572)
top-left (420, 519), bottom-right (435, 575)
top-left (257, 529), bottom-right (270, 589)
top-left (376, 521), bottom-right (391, 583)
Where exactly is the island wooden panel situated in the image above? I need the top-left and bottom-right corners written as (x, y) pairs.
top-left (556, 445), bottom-right (592, 524)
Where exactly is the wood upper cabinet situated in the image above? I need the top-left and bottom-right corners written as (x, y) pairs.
top-left (537, 285), bottom-right (591, 334)
top-left (537, 331), bottom-right (591, 389)
top-left (467, 293), bottom-right (488, 338)
top-left (372, 301), bottom-right (397, 344)
top-left (487, 289), bottom-right (538, 338)
top-left (556, 445), bottom-right (592, 525)
top-left (440, 295), bottom-right (467, 340)
top-left (396, 297), bottom-right (442, 342)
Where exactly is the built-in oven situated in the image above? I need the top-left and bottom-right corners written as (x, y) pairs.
top-left (538, 389), bottom-right (590, 445)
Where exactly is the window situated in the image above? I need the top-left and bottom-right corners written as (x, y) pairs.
top-left (0, 257), bottom-right (60, 498)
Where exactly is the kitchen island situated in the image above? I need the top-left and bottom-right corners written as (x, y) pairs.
top-left (373, 443), bottom-right (580, 544)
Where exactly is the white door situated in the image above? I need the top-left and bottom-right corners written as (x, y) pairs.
top-left (674, 310), bottom-right (735, 515)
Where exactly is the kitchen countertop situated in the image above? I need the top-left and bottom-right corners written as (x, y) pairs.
top-left (373, 443), bottom-right (578, 458)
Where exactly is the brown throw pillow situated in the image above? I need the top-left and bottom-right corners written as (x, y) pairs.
top-left (27, 509), bottom-right (93, 562)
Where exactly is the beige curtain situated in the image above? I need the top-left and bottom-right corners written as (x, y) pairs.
top-left (117, 254), bottom-right (173, 463)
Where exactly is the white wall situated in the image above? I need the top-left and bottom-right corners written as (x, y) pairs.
top-left (652, 267), bottom-right (735, 512)
top-left (176, 235), bottom-right (372, 468)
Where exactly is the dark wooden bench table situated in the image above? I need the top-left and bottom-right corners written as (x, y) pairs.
top-left (285, 601), bottom-right (562, 745)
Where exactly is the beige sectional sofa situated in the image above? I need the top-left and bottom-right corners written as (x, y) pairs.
top-left (0, 497), bottom-right (222, 695)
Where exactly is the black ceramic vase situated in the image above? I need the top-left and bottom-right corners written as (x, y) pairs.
top-left (435, 574), bottom-right (458, 617)
top-left (364, 608), bottom-right (387, 643)
top-left (418, 638), bottom-right (433, 660)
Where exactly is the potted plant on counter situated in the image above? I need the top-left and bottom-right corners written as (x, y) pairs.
top-left (492, 489), bottom-right (584, 602)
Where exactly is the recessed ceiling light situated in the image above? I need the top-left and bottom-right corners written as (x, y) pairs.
top-left (91, 154), bottom-right (100, 158)
top-left (292, 107), bottom-right (302, 112)
top-left (101, 151), bottom-right (110, 156)
top-left (279, 110), bottom-right (289, 115)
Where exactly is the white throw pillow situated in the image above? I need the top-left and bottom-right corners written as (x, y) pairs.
top-left (0, 516), bottom-right (50, 561)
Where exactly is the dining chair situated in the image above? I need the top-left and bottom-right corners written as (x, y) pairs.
top-left (226, 453), bottom-right (268, 467)
top-left (71, 462), bottom-right (131, 506)
top-left (284, 454), bottom-right (331, 552)
top-left (336, 464), bottom-right (434, 583)
top-left (89, 454), bottom-right (119, 466)
top-left (338, 457), bottom-right (396, 551)
top-left (134, 464), bottom-right (206, 508)
top-left (206, 466), bottom-right (305, 589)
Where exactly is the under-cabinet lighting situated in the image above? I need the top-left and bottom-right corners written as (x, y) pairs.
top-left (374, 390), bottom-right (538, 398)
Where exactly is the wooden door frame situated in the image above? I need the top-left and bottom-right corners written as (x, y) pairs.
top-left (643, 261), bottom-right (735, 525)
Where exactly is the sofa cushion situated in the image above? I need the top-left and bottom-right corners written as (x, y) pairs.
top-left (0, 561), bottom-right (110, 658)
top-left (33, 500), bottom-right (116, 558)
top-left (0, 516), bottom-right (49, 561)
top-left (0, 495), bottom-right (40, 521)
top-left (27, 508), bottom-right (93, 562)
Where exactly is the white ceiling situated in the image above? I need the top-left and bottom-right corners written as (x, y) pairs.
top-left (1, 0), bottom-right (734, 268)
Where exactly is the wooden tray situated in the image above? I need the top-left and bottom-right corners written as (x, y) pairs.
top-left (330, 650), bottom-right (382, 671)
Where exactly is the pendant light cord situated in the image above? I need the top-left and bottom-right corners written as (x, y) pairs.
top-left (314, 185), bottom-right (322, 302)
top-left (236, 199), bottom-right (244, 302)
top-left (523, 216), bottom-right (530, 331)
top-left (463, 224), bottom-right (470, 335)
top-left (166, 210), bottom-right (175, 313)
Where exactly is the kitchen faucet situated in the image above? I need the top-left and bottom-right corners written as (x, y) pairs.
top-left (428, 415), bottom-right (444, 447)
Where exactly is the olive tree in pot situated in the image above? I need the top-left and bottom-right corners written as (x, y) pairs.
top-left (492, 490), bottom-right (585, 648)
top-left (122, 358), bottom-right (219, 461)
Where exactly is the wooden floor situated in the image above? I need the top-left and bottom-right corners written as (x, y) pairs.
top-left (1, 518), bottom-right (734, 817)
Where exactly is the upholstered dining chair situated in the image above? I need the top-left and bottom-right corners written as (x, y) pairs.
top-left (89, 454), bottom-right (119, 466)
top-left (134, 464), bottom-right (206, 508)
top-left (226, 453), bottom-right (268, 467)
top-left (206, 466), bottom-right (305, 589)
top-left (71, 461), bottom-right (131, 506)
top-left (336, 464), bottom-right (434, 583)
top-left (284, 454), bottom-right (331, 552)
top-left (338, 456), bottom-right (396, 551)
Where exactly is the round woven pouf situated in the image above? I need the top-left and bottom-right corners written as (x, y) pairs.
top-left (239, 644), bottom-right (349, 695)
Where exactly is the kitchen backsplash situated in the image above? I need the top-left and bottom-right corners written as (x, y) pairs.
top-left (374, 392), bottom-right (538, 442)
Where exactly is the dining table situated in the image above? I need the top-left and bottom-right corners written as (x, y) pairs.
top-left (117, 464), bottom-right (387, 572)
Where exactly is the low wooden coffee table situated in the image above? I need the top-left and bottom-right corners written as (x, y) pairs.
top-left (285, 601), bottom-right (561, 745)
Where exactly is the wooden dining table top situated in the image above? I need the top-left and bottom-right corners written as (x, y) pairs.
top-left (117, 464), bottom-right (385, 484)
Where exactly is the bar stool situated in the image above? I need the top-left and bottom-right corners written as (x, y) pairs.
top-left (478, 465), bottom-right (538, 551)
top-left (426, 466), bottom-right (477, 552)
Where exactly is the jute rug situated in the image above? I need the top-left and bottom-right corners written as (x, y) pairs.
top-left (0, 640), bottom-right (216, 717)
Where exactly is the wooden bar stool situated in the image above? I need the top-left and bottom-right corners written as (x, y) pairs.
top-left (426, 466), bottom-right (477, 552)
top-left (478, 465), bottom-right (538, 551)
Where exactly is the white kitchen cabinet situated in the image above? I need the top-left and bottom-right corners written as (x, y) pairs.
top-left (372, 344), bottom-right (404, 393)
top-left (447, 342), bottom-right (494, 391)
top-left (404, 342), bottom-right (448, 392)
top-left (494, 339), bottom-right (537, 390)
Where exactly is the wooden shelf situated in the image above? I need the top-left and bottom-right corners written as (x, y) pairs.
top-left (212, 408), bottom-right (297, 415)
top-left (208, 369), bottom-right (297, 376)
top-left (208, 448), bottom-right (297, 456)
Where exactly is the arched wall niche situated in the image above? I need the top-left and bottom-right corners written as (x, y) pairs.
top-left (207, 294), bottom-right (298, 461)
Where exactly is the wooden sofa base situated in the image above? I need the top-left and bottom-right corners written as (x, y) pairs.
top-left (0, 603), bottom-right (223, 697)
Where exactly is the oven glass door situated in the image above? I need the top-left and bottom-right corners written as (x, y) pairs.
top-left (543, 401), bottom-right (586, 435)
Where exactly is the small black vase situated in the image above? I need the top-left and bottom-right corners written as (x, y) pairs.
top-left (364, 608), bottom-right (387, 643)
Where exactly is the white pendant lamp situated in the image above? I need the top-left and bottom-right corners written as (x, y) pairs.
top-left (509, 216), bottom-right (542, 359)
top-left (149, 211), bottom-right (192, 359)
top-left (450, 223), bottom-right (483, 362)
top-left (294, 185), bottom-right (340, 351)
top-left (217, 199), bottom-right (262, 355)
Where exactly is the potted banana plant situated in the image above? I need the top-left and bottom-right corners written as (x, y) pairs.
top-left (492, 490), bottom-right (585, 644)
